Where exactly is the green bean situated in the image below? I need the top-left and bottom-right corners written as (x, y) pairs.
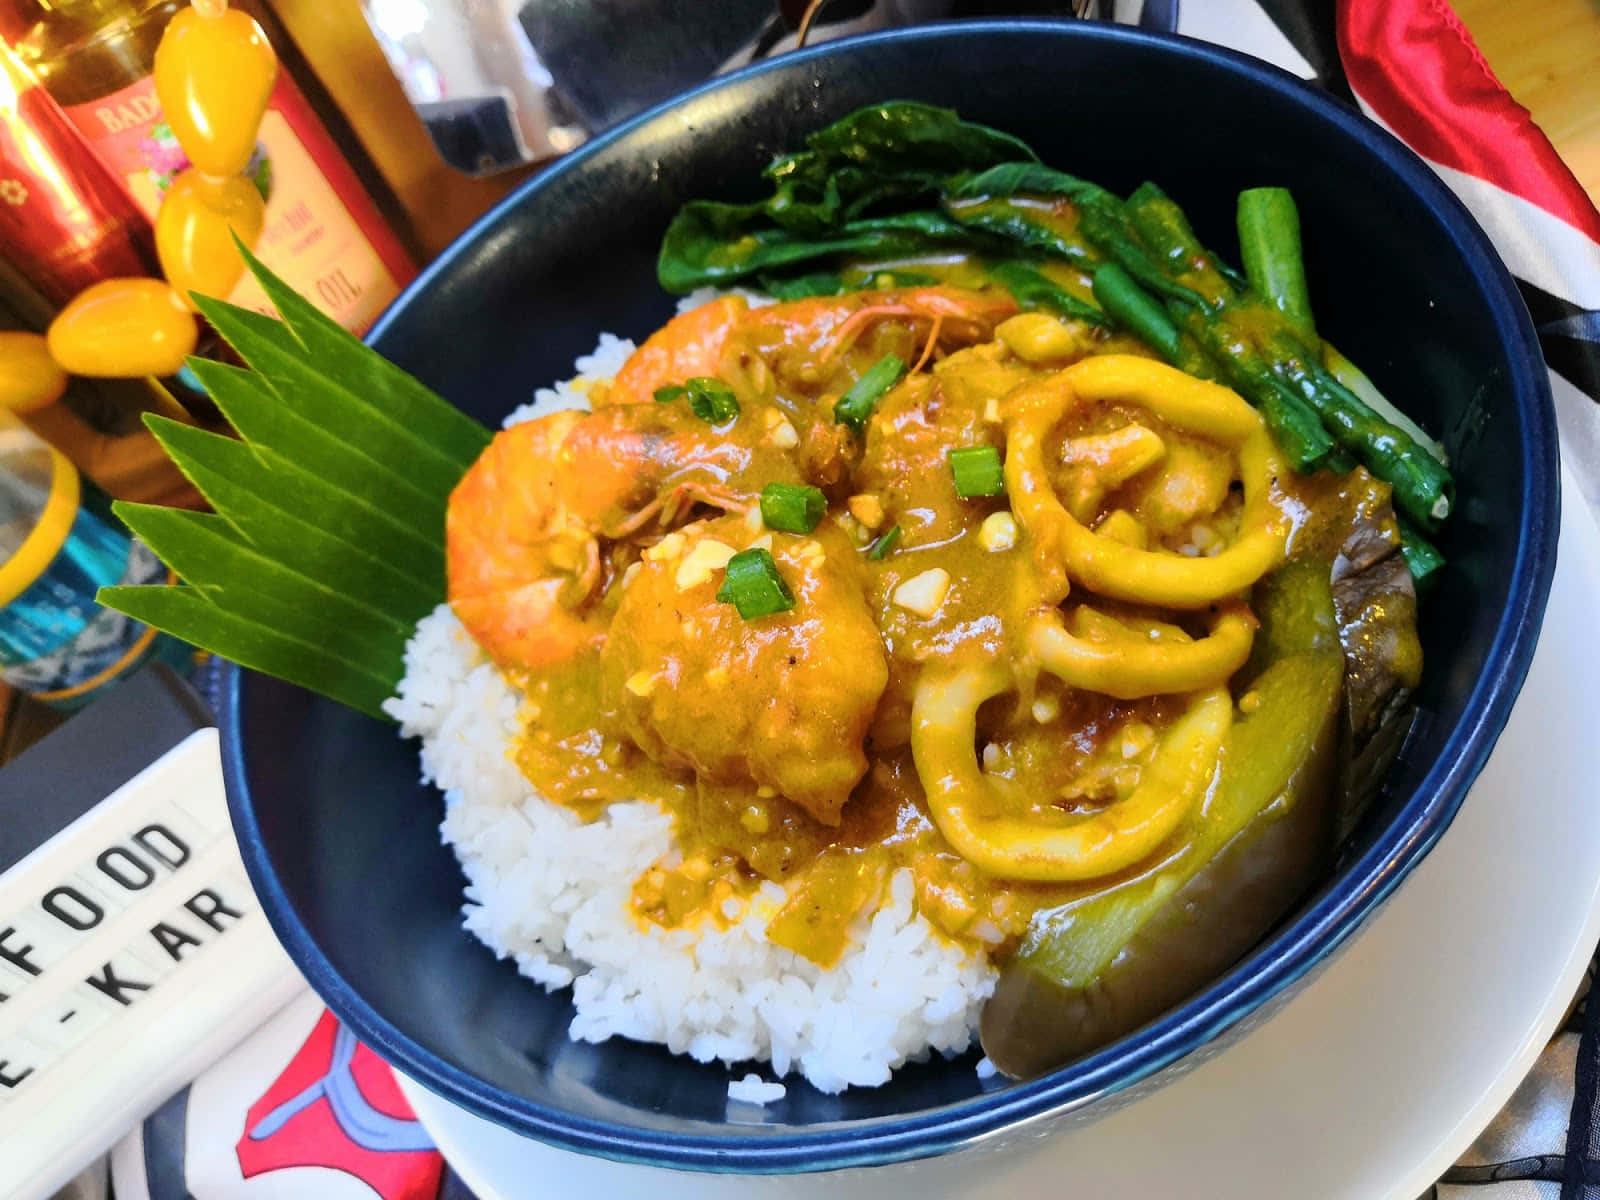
top-left (1120, 184), bottom-right (1452, 526)
top-left (1235, 188), bottom-right (1450, 471)
top-left (1236, 188), bottom-right (1316, 335)
top-left (1090, 262), bottom-right (1218, 381)
top-left (1095, 261), bottom-right (1333, 470)
top-left (1276, 353), bottom-right (1455, 527)
top-left (1075, 194), bottom-right (1204, 306)
top-left (1322, 343), bottom-right (1448, 465)
top-left (1246, 370), bottom-right (1341, 472)
top-left (1091, 262), bottom-right (1179, 358)
top-left (1397, 515), bottom-right (1446, 588)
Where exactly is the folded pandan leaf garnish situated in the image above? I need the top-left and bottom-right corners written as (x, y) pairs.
top-left (99, 250), bottom-right (490, 720)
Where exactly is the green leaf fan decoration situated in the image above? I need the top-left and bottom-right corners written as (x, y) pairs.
top-left (98, 248), bottom-right (491, 720)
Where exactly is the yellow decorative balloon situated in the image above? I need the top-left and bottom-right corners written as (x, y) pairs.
top-left (153, 4), bottom-right (278, 178)
top-left (0, 332), bottom-right (69, 413)
top-left (47, 280), bottom-right (200, 379)
top-left (156, 168), bottom-right (267, 309)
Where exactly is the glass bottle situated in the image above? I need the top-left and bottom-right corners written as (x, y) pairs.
top-left (0, 408), bottom-right (191, 710)
top-left (0, 34), bottom-right (156, 306)
top-left (5, 0), bottom-right (420, 336)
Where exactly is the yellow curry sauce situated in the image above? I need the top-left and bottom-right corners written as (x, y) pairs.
top-left (446, 270), bottom-right (1414, 972)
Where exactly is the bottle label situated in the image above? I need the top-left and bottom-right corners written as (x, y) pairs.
top-left (61, 72), bottom-right (414, 336)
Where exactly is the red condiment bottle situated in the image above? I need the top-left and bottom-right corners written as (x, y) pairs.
top-left (0, 36), bottom-right (156, 306)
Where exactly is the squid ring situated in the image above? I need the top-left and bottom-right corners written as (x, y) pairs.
top-left (910, 663), bottom-right (1232, 882)
top-left (1027, 604), bottom-right (1256, 700)
top-left (1004, 355), bottom-right (1292, 609)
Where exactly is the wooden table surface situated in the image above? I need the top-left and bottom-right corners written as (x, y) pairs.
top-left (1455, 0), bottom-right (1600, 204)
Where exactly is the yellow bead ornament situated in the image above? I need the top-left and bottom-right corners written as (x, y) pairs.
top-left (0, 332), bottom-right (70, 413)
top-left (38, 0), bottom-right (274, 384)
top-left (153, 2), bottom-right (278, 178)
top-left (47, 280), bottom-right (199, 379)
top-left (156, 168), bottom-right (267, 309)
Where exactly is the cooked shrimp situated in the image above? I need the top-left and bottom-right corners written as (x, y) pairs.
top-left (601, 515), bottom-right (887, 826)
top-left (732, 285), bottom-right (1020, 392)
top-left (447, 402), bottom-right (806, 672)
top-left (607, 286), bottom-right (1020, 408)
top-left (447, 410), bottom-right (607, 671)
top-left (607, 295), bottom-right (748, 407)
top-left (449, 285), bottom-right (1018, 673)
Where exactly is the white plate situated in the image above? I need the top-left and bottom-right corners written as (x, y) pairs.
top-left (400, 463), bottom-right (1600, 1200)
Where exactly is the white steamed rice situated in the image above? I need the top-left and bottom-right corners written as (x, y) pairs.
top-left (383, 324), bottom-right (996, 1096)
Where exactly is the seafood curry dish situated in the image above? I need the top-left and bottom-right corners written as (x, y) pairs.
top-left (408, 102), bottom-right (1453, 1086)
top-left (446, 279), bottom-right (1430, 1077)
top-left (92, 99), bottom-right (1452, 1091)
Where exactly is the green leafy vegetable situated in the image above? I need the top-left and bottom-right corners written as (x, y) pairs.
top-left (658, 102), bottom-right (1043, 293)
top-left (941, 195), bottom-right (1099, 267)
top-left (944, 162), bottom-right (1102, 204)
top-left (756, 268), bottom-right (941, 300)
top-left (97, 246), bottom-right (489, 720)
top-left (797, 102), bottom-right (1037, 176)
top-left (990, 261), bottom-right (1106, 326)
top-left (758, 102), bottom-right (1038, 232)
top-left (758, 271), bottom-right (848, 300)
top-left (659, 207), bottom-right (984, 294)
top-left (654, 384), bottom-right (688, 402)
top-left (716, 547), bottom-right (796, 619)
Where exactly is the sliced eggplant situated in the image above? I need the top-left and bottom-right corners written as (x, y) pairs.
top-left (1330, 492), bottom-right (1423, 841)
top-left (980, 561), bottom-right (1344, 1078)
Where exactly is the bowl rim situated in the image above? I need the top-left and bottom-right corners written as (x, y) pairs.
top-left (221, 16), bottom-right (1561, 1175)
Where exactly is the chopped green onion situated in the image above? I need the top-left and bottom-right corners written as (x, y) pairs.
top-left (948, 446), bottom-right (1005, 498)
top-left (654, 384), bottom-right (687, 403)
top-left (760, 482), bottom-right (827, 534)
top-left (716, 547), bottom-right (795, 619)
top-left (867, 524), bottom-right (903, 560)
top-left (834, 354), bottom-right (905, 434)
top-left (685, 376), bottom-right (740, 423)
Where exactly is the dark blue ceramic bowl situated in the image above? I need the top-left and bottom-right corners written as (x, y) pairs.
top-left (221, 20), bottom-right (1559, 1175)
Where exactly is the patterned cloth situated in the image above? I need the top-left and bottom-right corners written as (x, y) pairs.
top-left (1426, 966), bottom-right (1599, 1198)
top-left (88, 1), bottom-right (1600, 1197)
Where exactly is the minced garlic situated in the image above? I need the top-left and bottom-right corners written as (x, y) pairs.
top-left (674, 538), bottom-right (737, 589)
